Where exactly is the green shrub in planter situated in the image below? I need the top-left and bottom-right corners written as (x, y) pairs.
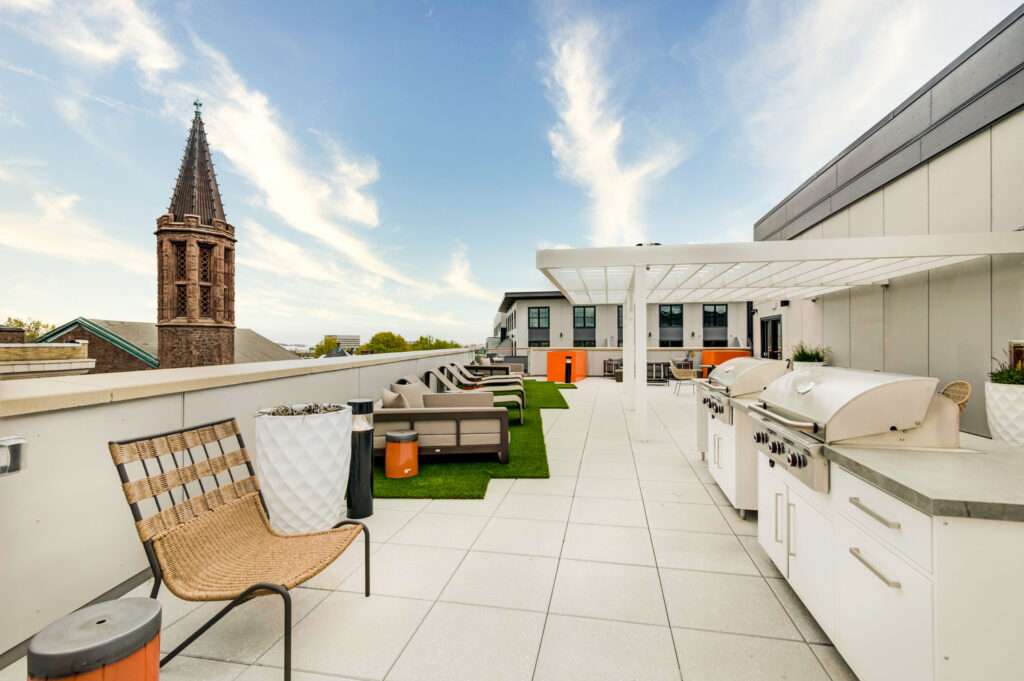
top-left (989, 356), bottom-right (1024, 385)
top-left (792, 342), bottom-right (827, 363)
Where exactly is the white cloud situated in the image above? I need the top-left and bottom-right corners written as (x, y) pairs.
top-left (537, 240), bottom-right (572, 250)
top-left (3, 0), bottom-right (181, 83)
top-left (544, 18), bottom-right (682, 247)
top-left (443, 243), bottom-right (496, 302)
top-left (718, 0), bottom-right (1021, 188)
top-left (0, 192), bottom-right (151, 273)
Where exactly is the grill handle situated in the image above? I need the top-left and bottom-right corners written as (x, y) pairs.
top-left (748, 404), bottom-right (820, 433)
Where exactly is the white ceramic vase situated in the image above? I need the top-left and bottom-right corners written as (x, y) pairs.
top-left (985, 382), bottom-right (1024, 447)
top-left (253, 405), bottom-right (353, 534)
top-left (792, 361), bottom-right (825, 370)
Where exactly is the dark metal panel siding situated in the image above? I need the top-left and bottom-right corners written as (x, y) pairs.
top-left (931, 16), bottom-right (1024, 120)
top-left (922, 69), bottom-right (1024, 158)
top-left (836, 94), bottom-right (931, 187)
top-left (785, 165), bottom-right (837, 219)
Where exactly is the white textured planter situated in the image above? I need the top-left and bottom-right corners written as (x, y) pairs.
top-left (792, 361), bottom-right (825, 370)
top-left (253, 405), bottom-right (353, 534)
top-left (985, 382), bottom-right (1024, 447)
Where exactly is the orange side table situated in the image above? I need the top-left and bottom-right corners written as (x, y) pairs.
top-left (28, 598), bottom-right (161, 681)
top-left (385, 430), bottom-right (419, 478)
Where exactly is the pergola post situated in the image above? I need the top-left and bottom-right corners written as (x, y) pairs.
top-left (622, 283), bottom-right (635, 408)
top-left (633, 265), bottom-right (648, 442)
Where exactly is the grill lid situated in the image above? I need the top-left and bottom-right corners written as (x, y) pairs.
top-left (759, 367), bottom-right (939, 442)
top-left (708, 357), bottom-right (789, 397)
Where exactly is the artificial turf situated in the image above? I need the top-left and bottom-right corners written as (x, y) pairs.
top-left (372, 380), bottom-right (577, 499)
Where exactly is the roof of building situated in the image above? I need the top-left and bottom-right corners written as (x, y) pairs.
top-left (35, 318), bottom-right (297, 367)
top-left (169, 107), bottom-right (227, 225)
top-left (498, 290), bottom-right (565, 313)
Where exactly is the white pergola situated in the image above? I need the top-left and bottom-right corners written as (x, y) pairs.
top-left (536, 231), bottom-right (1024, 441)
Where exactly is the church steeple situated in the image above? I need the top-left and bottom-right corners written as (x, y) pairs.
top-left (156, 102), bottom-right (236, 369)
top-left (168, 102), bottom-right (226, 226)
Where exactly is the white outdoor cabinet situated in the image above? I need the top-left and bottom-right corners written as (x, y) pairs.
top-left (707, 410), bottom-right (758, 515)
top-left (758, 460), bottom-right (1024, 681)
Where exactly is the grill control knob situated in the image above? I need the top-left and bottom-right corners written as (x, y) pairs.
top-left (788, 453), bottom-right (798, 467)
top-left (799, 454), bottom-right (808, 468)
top-left (769, 441), bottom-right (778, 453)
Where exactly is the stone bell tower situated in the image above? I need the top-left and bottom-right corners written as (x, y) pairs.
top-left (156, 101), bottom-right (236, 368)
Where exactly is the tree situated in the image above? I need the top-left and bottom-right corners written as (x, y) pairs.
top-left (358, 332), bottom-right (409, 355)
top-left (409, 335), bottom-right (462, 351)
top-left (311, 336), bottom-right (338, 358)
top-left (3, 317), bottom-right (55, 341)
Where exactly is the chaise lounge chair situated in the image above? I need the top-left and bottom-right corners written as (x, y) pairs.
top-left (445, 362), bottom-right (524, 388)
top-left (420, 369), bottom-right (526, 423)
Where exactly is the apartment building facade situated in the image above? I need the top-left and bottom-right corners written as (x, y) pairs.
top-left (494, 291), bottom-right (749, 349)
top-left (750, 6), bottom-right (1024, 436)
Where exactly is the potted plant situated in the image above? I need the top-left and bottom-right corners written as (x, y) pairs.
top-left (985, 355), bottom-right (1024, 447)
top-left (253, 403), bottom-right (353, 533)
top-left (791, 342), bottom-right (828, 369)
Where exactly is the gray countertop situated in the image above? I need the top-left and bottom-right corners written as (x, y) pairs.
top-left (824, 435), bottom-right (1024, 522)
top-left (731, 399), bottom-right (1024, 522)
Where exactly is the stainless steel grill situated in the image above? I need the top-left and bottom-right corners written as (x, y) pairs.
top-left (698, 357), bottom-right (789, 426)
top-left (750, 367), bottom-right (962, 492)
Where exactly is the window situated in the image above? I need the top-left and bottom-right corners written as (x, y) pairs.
top-left (174, 242), bottom-right (187, 280)
top-left (199, 244), bottom-right (213, 282)
top-left (175, 285), bottom-right (187, 317)
top-left (617, 305), bottom-right (622, 328)
top-left (529, 340), bottom-right (550, 347)
top-left (659, 305), bottom-right (682, 327)
top-left (703, 304), bottom-right (727, 327)
top-left (573, 306), bottom-right (595, 328)
top-left (659, 340), bottom-right (683, 347)
top-left (199, 286), bottom-right (211, 318)
top-left (573, 340), bottom-right (596, 347)
top-left (528, 307), bottom-right (549, 329)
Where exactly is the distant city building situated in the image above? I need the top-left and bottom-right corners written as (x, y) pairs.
top-left (277, 343), bottom-right (310, 354)
top-left (156, 101), bottom-right (236, 368)
top-left (37, 318), bottom-right (296, 374)
top-left (0, 326), bottom-right (96, 379)
top-left (325, 334), bottom-right (361, 350)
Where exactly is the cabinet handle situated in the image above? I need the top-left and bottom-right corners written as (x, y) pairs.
top-left (849, 497), bottom-right (901, 529)
top-left (787, 502), bottom-right (795, 557)
top-left (774, 492), bottom-right (783, 543)
top-left (849, 547), bottom-right (902, 589)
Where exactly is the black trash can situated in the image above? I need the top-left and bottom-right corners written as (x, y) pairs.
top-left (346, 398), bottom-right (375, 519)
top-left (28, 598), bottom-right (161, 680)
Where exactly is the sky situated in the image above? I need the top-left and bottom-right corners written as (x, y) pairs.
top-left (0, 0), bottom-right (1018, 347)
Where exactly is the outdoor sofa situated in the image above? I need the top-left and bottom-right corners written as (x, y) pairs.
top-left (374, 389), bottom-right (510, 463)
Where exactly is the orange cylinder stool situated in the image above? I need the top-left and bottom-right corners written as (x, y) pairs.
top-left (385, 430), bottom-right (419, 478)
top-left (28, 598), bottom-right (161, 680)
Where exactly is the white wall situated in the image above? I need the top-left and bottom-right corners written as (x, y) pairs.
top-left (754, 108), bottom-right (1024, 435)
top-left (0, 349), bottom-right (472, 657)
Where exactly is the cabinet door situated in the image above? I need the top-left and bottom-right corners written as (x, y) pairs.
top-left (716, 427), bottom-right (738, 507)
top-left (757, 453), bottom-right (788, 577)
top-left (707, 420), bottom-right (724, 487)
top-left (836, 517), bottom-right (934, 681)
top-left (787, 486), bottom-right (836, 638)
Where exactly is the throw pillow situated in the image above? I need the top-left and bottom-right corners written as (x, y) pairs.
top-left (390, 381), bottom-right (430, 408)
top-left (381, 388), bottom-right (409, 409)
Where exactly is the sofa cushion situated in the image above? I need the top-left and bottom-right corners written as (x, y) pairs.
top-left (423, 392), bottom-right (493, 408)
top-left (381, 388), bottom-right (409, 409)
top-left (390, 381), bottom-right (431, 408)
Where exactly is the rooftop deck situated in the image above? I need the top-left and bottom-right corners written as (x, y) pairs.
top-left (0, 378), bottom-right (856, 681)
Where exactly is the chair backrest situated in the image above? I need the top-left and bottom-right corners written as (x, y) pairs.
top-left (445, 363), bottom-right (476, 383)
top-left (425, 368), bottom-right (461, 393)
top-left (108, 418), bottom-right (261, 544)
top-left (940, 381), bottom-right (972, 414)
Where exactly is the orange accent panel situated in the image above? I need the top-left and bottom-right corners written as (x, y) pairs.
top-left (385, 440), bottom-right (419, 478)
top-left (701, 349), bottom-right (751, 377)
top-left (546, 351), bottom-right (588, 383)
top-left (30, 635), bottom-right (160, 681)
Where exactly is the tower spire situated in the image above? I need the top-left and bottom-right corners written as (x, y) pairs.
top-left (168, 103), bottom-right (225, 225)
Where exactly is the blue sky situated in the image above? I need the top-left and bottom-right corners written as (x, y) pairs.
top-left (0, 0), bottom-right (1018, 346)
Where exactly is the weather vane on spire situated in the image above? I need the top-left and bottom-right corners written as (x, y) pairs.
top-left (193, 99), bottom-right (202, 116)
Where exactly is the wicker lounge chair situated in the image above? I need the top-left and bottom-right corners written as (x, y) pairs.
top-left (669, 359), bottom-right (702, 395)
top-left (108, 418), bottom-right (369, 681)
top-left (423, 369), bottom-right (526, 423)
top-left (940, 380), bottom-right (972, 414)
